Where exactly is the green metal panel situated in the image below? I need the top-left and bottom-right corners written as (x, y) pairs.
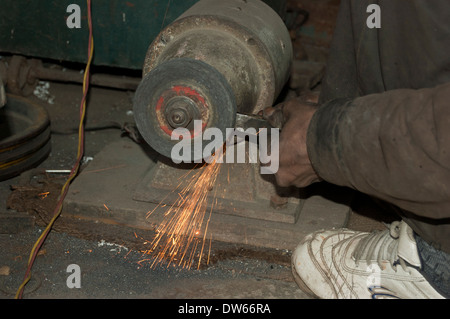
top-left (0, 0), bottom-right (199, 70)
top-left (0, 0), bottom-right (286, 70)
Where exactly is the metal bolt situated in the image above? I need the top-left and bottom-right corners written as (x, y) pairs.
top-left (164, 97), bottom-right (198, 129)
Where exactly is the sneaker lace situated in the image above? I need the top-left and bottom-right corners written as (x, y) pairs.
top-left (352, 221), bottom-right (409, 272)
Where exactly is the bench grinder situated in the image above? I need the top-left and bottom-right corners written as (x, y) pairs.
top-left (133, 0), bottom-right (293, 161)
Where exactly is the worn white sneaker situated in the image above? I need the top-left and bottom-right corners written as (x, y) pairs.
top-left (292, 221), bottom-right (445, 299)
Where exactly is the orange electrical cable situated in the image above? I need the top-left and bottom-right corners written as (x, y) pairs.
top-left (15, 0), bottom-right (94, 299)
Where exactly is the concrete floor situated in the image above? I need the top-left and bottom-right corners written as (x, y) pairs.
top-left (0, 80), bottom-right (392, 300)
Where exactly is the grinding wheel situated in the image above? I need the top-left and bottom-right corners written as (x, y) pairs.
top-left (134, 58), bottom-right (236, 162)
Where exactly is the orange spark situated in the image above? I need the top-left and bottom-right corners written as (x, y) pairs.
top-left (38, 192), bottom-right (50, 199)
top-left (140, 145), bottom-right (225, 270)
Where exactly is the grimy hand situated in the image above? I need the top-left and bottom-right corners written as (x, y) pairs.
top-left (262, 96), bottom-right (321, 188)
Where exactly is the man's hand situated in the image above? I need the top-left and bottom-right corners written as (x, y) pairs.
top-left (262, 96), bottom-right (321, 188)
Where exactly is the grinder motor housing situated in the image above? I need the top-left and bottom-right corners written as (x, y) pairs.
top-left (133, 0), bottom-right (293, 161)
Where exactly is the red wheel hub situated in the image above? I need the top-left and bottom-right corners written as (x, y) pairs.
top-left (155, 85), bottom-right (208, 138)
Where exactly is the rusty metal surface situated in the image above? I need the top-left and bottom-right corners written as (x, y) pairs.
top-left (6, 56), bottom-right (36, 96)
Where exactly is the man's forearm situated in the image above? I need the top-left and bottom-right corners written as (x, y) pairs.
top-left (307, 82), bottom-right (450, 219)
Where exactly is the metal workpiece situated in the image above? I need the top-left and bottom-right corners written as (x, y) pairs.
top-left (134, 0), bottom-right (292, 161)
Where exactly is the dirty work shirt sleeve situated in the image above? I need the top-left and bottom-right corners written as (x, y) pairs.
top-left (307, 83), bottom-right (450, 251)
top-left (312, 0), bottom-right (450, 253)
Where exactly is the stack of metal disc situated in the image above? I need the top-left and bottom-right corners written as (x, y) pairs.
top-left (0, 94), bottom-right (51, 181)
